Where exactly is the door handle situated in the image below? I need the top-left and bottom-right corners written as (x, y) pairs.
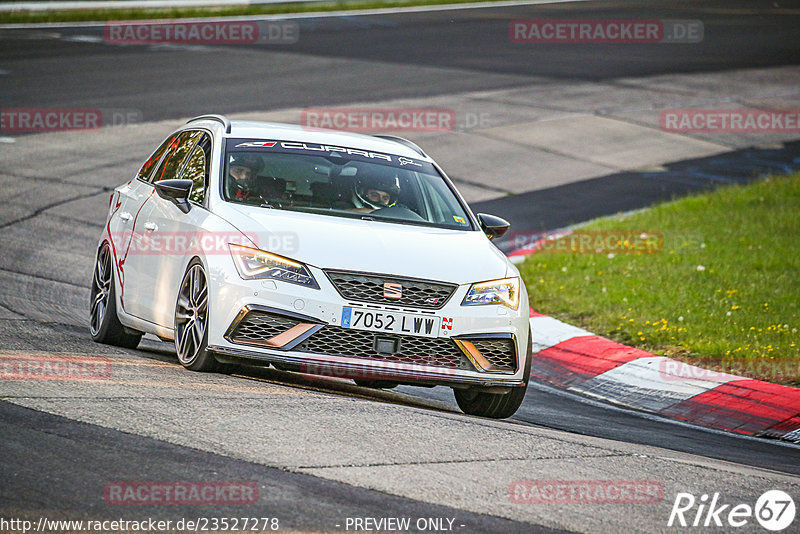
top-left (144, 222), bottom-right (158, 232)
top-left (119, 212), bottom-right (132, 222)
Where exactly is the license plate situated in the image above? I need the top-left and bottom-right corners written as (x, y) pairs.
top-left (341, 307), bottom-right (440, 338)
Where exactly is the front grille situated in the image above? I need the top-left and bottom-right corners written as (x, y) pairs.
top-left (472, 338), bottom-right (517, 371)
top-left (225, 308), bottom-right (516, 375)
top-left (228, 311), bottom-right (302, 344)
top-left (325, 270), bottom-right (456, 309)
top-left (295, 326), bottom-right (473, 370)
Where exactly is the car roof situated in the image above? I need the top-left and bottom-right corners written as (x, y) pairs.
top-left (186, 116), bottom-right (430, 161)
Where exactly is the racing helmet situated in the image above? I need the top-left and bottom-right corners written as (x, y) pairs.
top-left (354, 172), bottom-right (400, 210)
top-left (228, 153), bottom-right (262, 186)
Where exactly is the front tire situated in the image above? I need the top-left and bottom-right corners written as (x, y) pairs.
top-left (89, 243), bottom-right (142, 349)
top-left (453, 327), bottom-right (532, 419)
top-left (174, 259), bottom-right (220, 372)
top-left (453, 384), bottom-right (528, 419)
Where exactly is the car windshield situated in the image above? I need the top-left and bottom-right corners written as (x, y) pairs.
top-left (222, 139), bottom-right (473, 230)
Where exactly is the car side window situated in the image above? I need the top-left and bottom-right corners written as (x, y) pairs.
top-left (182, 134), bottom-right (211, 204)
top-left (151, 130), bottom-right (203, 184)
top-left (136, 134), bottom-right (176, 182)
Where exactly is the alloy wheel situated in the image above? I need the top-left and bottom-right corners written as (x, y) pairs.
top-left (89, 246), bottom-right (113, 336)
top-left (175, 264), bottom-right (209, 364)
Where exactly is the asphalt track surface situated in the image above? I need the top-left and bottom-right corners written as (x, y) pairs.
top-left (2, 0), bottom-right (800, 119)
top-left (2, 0), bottom-right (800, 532)
top-left (1, 402), bottom-right (553, 533)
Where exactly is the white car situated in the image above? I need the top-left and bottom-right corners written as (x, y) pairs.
top-left (90, 115), bottom-right (531, 418)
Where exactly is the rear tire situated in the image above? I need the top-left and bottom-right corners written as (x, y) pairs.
top-left (174, 259), bottom-right (223, 372)
top-left (89, 243), bottom-right (142, 349)
top-left (453, 326), bottom-right (532, 419)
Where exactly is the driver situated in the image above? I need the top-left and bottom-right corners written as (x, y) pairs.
top-left (228, 153), bottom-right (263, 203)
top-left (353, 173), bottom-right (400, 211)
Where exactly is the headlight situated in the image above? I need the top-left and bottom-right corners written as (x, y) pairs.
top-left (229, 244), bottom-right (319, 289)
top-left (461, 277), bottom-right (520, 310)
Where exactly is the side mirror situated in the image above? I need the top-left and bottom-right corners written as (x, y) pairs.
top-left (154, 179), bottom-right (193, 214)
top-left (477, 213), bottom-right (510, 240)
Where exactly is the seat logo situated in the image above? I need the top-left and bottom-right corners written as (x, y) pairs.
top-left (383, 282), bottom-right (402, 300)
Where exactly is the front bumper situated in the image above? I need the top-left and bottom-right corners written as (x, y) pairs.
top-left (210, 343), bottom-right (526, 388)
top-left (205, 261), bottom-right (530, 387)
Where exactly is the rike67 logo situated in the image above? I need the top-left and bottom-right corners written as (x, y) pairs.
top-left (668, 490), bottom-right (795, 531)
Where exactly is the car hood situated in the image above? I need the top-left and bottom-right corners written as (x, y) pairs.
top-left (216, 203), bottom-right (512, 285)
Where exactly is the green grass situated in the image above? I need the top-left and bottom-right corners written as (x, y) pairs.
top-left (0, 0), bottom-right (507, 24)
top-left (519, 173), bottom-right (800, 384)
